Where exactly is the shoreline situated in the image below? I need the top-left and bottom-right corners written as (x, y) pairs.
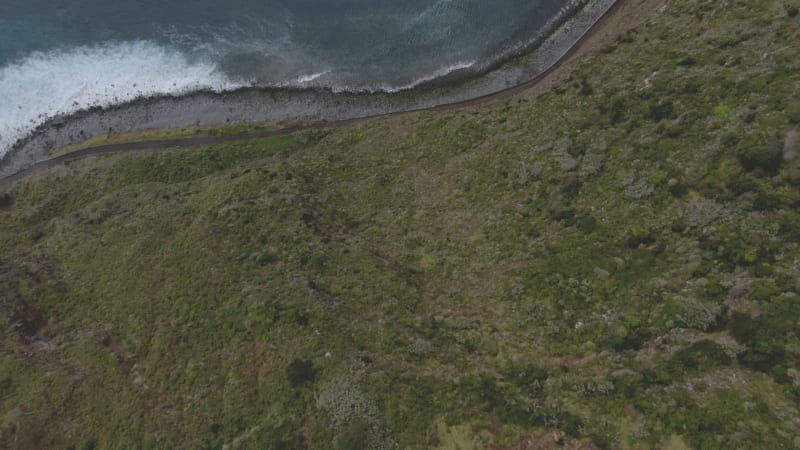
top-left (0, 0), bottom-right (618, 181)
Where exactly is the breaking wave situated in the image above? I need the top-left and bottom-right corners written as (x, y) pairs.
top-left (0, 40), bottom-right (244, 157)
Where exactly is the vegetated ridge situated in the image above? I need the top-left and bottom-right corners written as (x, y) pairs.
top-left (1, 0), bottom-right (799, 448)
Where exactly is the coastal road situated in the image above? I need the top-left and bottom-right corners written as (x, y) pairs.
top-left (0, 0), bottom-right (627, 187)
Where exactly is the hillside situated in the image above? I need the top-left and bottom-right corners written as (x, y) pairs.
top-left (1, 0), bottom-right (799, 448)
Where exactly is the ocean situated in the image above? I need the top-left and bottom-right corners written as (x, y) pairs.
top-left (0, 0), bottom-right (572, 157)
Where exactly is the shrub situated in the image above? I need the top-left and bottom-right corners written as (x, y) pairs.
top-left (713, 104), bottom-right (731, 118)
top-left (0, 193), bottom-right (12, 210)
top-left (610, 325), bottom-right (654, 351)
top-left (626, 228), bottom-right (656, 249)
top-left (670, 340), bottom-right (732, 373)
top-left (668, 180), bottom-right (689, 197)
top-left (579, 78), bottom-right (594, 96)
top-left (550, 207), bottom-right (576, 224)
top-left (315, 381), bottom-right (395, 450)
top-left (577, 215), bottom-right (598, 234)
top-left (726, 173), bottom-right (758, 195)
top-left (504, 362), bottom-right (549, 396)
top-left (731, 295), bottom-right (800, 383)
top-left (749, 279), bottom-right (781, 303)
top-left (609, 98), bottom-right (627, 124)
top-left (286, 358), bottom-right (318, 387)
top-left (777, 211), bottom-right (800, 242)
top-left (676, 298), bottom-right (726, 331)
top-left (737, 138), bottom-right (783, 175)
top-left (752, 191), bottom-right (782, 211)
top-left (715, 35), bottom-right (740, 48)
top-left (336, 418), bottom-right (371, 450)
top-left (649, 101), bottom-right (674, 122)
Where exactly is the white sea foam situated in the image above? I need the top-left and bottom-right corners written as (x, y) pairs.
top-left (0, 0), bottom-right (588, 160)
top-left (277, 70), bottom-right (332, 87)
top-left (0, 40), bottom-right (243, 158)
top-left (294, 71), bottom-right (330, 84)
top-left (376, 60), bottom-right (477, 93)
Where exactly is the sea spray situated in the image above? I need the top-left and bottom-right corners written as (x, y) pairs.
top-left (0, 41), bottom-right (244, 157)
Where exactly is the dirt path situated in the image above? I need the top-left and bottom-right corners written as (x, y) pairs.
top-left (0, 0), bottom-right (661, 188)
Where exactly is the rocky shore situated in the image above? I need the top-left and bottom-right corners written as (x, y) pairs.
top-left (0, 0), bottom-right (616, 180)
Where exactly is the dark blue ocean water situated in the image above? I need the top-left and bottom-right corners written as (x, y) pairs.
top-left (0, 0), bottom-right (571, 155)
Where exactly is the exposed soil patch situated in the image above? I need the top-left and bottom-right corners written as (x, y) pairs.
top-left (101, 330), bottom-right (131, 371)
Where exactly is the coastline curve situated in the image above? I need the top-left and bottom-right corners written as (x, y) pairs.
top-left (0, 0), bottom-right (618, 182)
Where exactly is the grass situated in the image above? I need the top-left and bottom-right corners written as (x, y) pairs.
top-left (1, 0), bottom-right (800, 448)
top-left (48, 122), bottom-right (285, 159)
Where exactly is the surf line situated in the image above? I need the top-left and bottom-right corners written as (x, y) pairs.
top-left (0, 0), bottom-right (622, 186)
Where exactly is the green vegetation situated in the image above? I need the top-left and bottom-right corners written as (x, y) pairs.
top-left (1, 0), bottom-right (799, 448)
top-left (48, 122), bottom-right (285, 159)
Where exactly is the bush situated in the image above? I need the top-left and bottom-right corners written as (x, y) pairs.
top-left (731, 295), bottom-right (800, 383)
top-left (737, 139), bottom-right (783, 175)
top-left (676, 298), bottom-right (726, 331)
top-left (715, 35), bottom-right (740, 48)
top-left (286, 358), bottom-right (318, 387)
top-left (0, 193), bottom-right (12, 210)
top-left (503, 362), bottom-right (549, 396)
top-left (670, 340), bottom-right (732, 373)
top-left (668, 180), bottom-right (689, 197)
top-left (315, 381), bottom-right (395, 450)
top-left (610, 325), bottom-right (654, 351)
top-left (726, 173), bottom-right (758, 195)
top-left (336, 418), bottom-right (371, 450)
top-left (777, 211), bottom-right (800, 242)
top-left (609, 98), bottom-right (627, 124)
top-left (748, 279), bottom-right (781, 303)
top-left (752, 191), bottom-right (782, 211)
top-left (579, 77), bottom-right (594, 96)
top-left (550, 207), bottom-right (576, 224)
top-left (649, 101), bottom-right (674, 122)
top-left (316, 381), bottom-right (378, 429)
top-left (626, 228), bottom-right (656, 249)
top-left (459, 375), bottom-right (532, 426)
top-left (577, 215), bottom-right (598, 234)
